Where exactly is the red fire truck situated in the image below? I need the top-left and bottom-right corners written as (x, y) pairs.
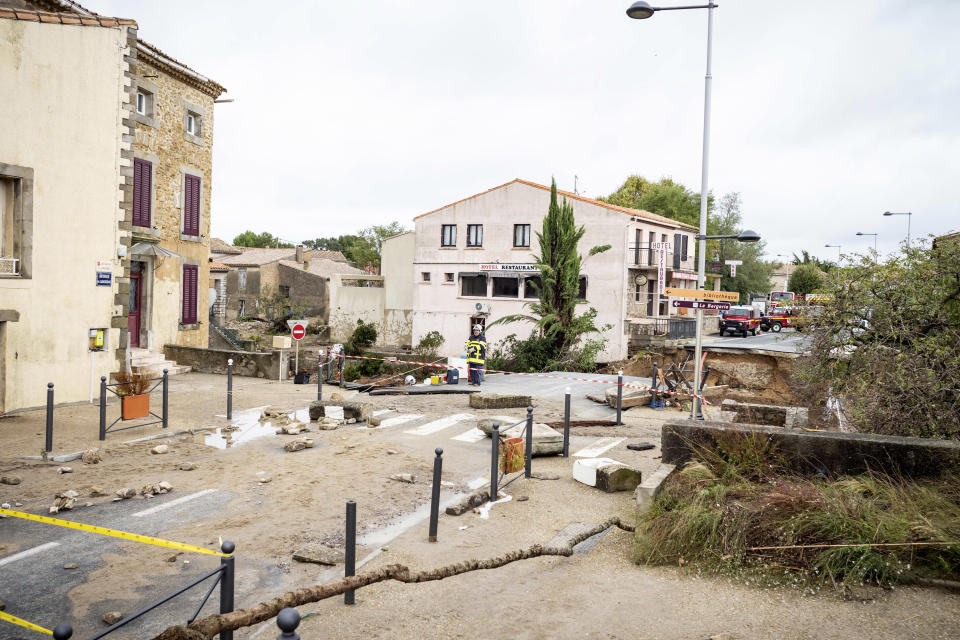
top-left (719, 306), bottom-right (762, 337)
top-left (767, 290), bottom-right (796, 309)
top-left (759, 308), bottom-right (799, 332)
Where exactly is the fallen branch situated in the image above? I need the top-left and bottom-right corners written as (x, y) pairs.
top-left (748, 541), bottom-right (959, 552)
top-left (151, 517), bottom-right (634, 640)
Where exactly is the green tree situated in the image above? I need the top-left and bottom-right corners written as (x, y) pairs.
top-left (706, 193), bottom-right (772, 303)
top-left (598, 175), bottom-right (711, 228)
top-left (792, 250), bottom-right (835, 272)
top-left (489, 179), bottom-right (604, 366)
top-left (798, 237), bottom-right (960, 439)
top-left (302, 222), bottom-right (406, 272)
top-left (233, 231), bottom-right (294, 248)
top-left (788, 263), bottom-right (824, 297)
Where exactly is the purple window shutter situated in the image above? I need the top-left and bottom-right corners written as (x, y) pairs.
top-left (143, 161), bottom-right (152, 226)
top-left (184, 175), bottom-right (201, 235)
top-left (182, 265), bottom-right (198, 324)
top-left (133, 158), bottom-right (153, 227)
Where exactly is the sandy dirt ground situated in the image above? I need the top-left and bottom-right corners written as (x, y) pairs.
top-left (1, 372), bottom-right (958, 640)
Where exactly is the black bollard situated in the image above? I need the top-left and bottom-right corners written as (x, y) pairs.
top-left (651, 363), bottom-right (659, 406)
top-left (162, 369), bottom-right (169, 429)
top-left (317, 350), bottom-right (323, 401)
top-left (45, 382), bottom-right (54, 453)
top-left (490, 423), bottom-right (500, 501)
top-left (219, 541), bottom-right (235, 640)
top-left (99, 376), bottom-right (107, 441)
top-left (226, 358), bottom-right (233, 420)
top-left (428, 448), bottom-right (443, 542)
top-left (345, 500), bottom-right (356, 605)
top-left (563, 387), bottom-right (571, 457)
top-left (276, 608), bottom-right (300, 640)
top-left (524, 406), bottom-right (533, 478)
top-left (616, 370), bottom-right (623, 426)
top-left (52, 624), bottom-right (73, 639)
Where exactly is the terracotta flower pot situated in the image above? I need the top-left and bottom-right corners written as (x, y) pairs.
top-left (500, 437), bottom-right (525, 474)
top-left (121, 393), bottom-right (150, 420)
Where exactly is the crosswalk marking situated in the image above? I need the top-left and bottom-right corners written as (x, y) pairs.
top-left (404, 413), bottom-right (474, 436)
top-left (451, 427), bottom-right (486, 443)
top-left (376, 414), bottom-right (422, 428)
top-left (573, 437), bottom-right (625, 458)
top-left (372, 409), bottom-right (393, 418)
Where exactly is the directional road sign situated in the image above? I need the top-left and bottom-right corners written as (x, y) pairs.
top-left (672, 300), bottom-right (731, 311)
top-left (663, 287), bottom-right (740, 302)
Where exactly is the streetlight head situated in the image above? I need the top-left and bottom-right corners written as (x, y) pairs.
top-left (626, 1), bottom-right (656, 19)
top-left (856, 232), bottom-right (864, 236)
top-left (883, 211), bottom-right (893, 216)
top-left (736, 229), bottom-right (761, 243)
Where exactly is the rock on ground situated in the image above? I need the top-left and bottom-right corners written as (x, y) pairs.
top-left (178, 462), bottom-right (197, 471)
top-left (89, 486), bottom-right (107, 497)
top-left (115, 488), bottom-right (136, 499)
top-left (102, 612), bottom-right (124, 625)
top-left (81, 448), bottom-right (102, 464)
top-left (57, 466), bottom-right (73, 474)
top-left (390, 473), bottom-right (415, 483)
top-left (605, 386), bottom-right (652, 410)
top-left (292, 543), bottom-right (345, 565)
top-left (469, 393), bottom-right (532, 410)
top-left (309, 400), bottom-right (373, 421)
top-left (284, 439), bottom-right (314, 452)
top-left (446, 490), bottom-right (491, 515)
top-left (0, 475), bottom-right (21, 485)
top-left (150, 444), bottom-right (169, 455)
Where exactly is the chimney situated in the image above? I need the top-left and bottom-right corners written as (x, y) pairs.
top-left (296, 245), bottom-right (304, 263)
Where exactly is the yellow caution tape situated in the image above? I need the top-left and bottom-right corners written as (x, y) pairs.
top-left (0, 610), bottom-right (53, 635)
top-left (0, 508), bottom-right (227, 558)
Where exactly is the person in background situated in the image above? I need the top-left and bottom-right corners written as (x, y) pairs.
top-left (465, 324), bottom-right (487, 385)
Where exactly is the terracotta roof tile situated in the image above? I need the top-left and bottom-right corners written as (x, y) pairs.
top-left (0, 10), bottom-right (15, 19)
top-left (208, 261), bottom-right (230, 271)
top-left (0, 8), bottom-right (134, 26)
top-left (16, 11), bottom-right (40, 20)
top-left (414, 178), bottom-right (698, 231)
top-left (278, 259), bottom-right (368, 277)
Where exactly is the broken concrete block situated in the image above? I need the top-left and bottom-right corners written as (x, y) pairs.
top-left (446, 490), bottom-right (491, 515)
top-left (150, 445), bottom-right (169, 455)
top-left (390, 473), bottom-right (415, 483)
top-left (605, 386), bottom-right (652, 410)
top-left (102, 612), bottom-right (124, 625)
top-left (292, 543), bottom-right (345, 565)
top-left (469, 393), bottom-right (532, 410)
top-left (283, 438), bottom-right (314, 452)
top-left (1, 475), bottom-right (22, 485)
top-left (573, 458), bottom-right (641, 492)
top-left (635, 463), bottom-right (676, 512)
top-left (178, 462), bottom-right (197, 471)
top-left (279, 422), bottom-right (308, 435)
top-left (501, 422), bottom-right (563, 457)
top-left (309, 400), bottom-right (373, 421)
top-left (57, 466), bottom-right (73, 474)
top-left (81, 449), bottom-right (102, 464)
top-left (115, 487), bottom-right (136, 499)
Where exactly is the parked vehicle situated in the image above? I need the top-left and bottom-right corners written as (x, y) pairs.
top-left (719, 306), bottom-right (761, 337)
top-left (768, 290), bottom-right (796, 309)
top-left (760, 308), bottom-right (799, 333)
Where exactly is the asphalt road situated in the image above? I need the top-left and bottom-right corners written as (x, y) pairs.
top-left (697, 327), bottom-right (809, 353)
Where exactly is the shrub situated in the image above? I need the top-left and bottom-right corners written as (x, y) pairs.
top-left (343, 365), bottom-right (361, 382)
top-left (488, 331), bottom-right (608, 373)
top-left (358, 357), bottom-right (382, 377)
top-left (346, 319), bottom-right (377, 356)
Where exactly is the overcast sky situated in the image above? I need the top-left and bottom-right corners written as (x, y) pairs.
top-left (97, 0), bottom-right (959, 262)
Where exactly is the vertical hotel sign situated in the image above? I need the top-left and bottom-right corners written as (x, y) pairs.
top-left (651, 242), bottom-right (673, 295)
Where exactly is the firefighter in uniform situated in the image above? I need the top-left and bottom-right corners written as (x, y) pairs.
top-left (465, 324), bottom-right (487, 385)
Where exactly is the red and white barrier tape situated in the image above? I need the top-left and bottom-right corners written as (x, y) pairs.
top-left (331, 353), bottom-right (708, 404)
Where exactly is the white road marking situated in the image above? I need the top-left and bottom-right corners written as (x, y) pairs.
top-left (573, 437), bottom-right (626, 458)
top-left (372, 409), bottom-right (393, 417)
top-left (132, 489), bottom-right (218, 518)
top-left (468, 476), bottom-right (488, 490)
top-left (376, 414), bottom-right (422, 429)
top-left (451, 428), bottom-right (486, 443)
top-left (404, 413), bottom-right (474, 436)
top-left (0, 542), bottom-right (60, 566)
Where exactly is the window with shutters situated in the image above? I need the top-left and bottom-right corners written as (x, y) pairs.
top-left (133, 158), bottom-right (152, 228)
top-left (182, 264), bottom-right (198, 325)
top-left (182, 173), bottom-right (201, 238)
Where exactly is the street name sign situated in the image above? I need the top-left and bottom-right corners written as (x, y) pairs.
top-left (672, 300), bottom-right (731, 311)
top-left (663, 287), bottom-right (740, 302)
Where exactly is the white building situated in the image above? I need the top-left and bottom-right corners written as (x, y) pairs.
top-left (410, 179), bottom-right (700, 362)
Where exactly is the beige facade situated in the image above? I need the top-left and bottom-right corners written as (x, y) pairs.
top-left (0, 13), bottom-right (134, 410)
top-left (380, 231), bottom-right (415, 346)
top-left (130, 42), bottom-right (225, 353)
top-left (410, 180), bottom-right (698, 362)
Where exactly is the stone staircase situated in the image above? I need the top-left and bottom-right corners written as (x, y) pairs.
top-left (129, 348), bottom-right (191, 378)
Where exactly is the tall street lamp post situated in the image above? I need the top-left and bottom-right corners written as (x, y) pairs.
top-left (825, 244), bottom-right (842, 263)
top-left (626, 1), bottom-right (720, 421)
top-left (855, 232), bottom-right (878, 255)
top-left (883, 211), bottom-right (912, 247)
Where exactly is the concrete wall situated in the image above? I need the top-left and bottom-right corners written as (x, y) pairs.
top-left (132, 54), bottom-right (217, 350)
top-left (278, 262), bottom-right (330, 319)
top-left (329, 275), bottom-right (385, 343)
top-left (163, 344), bottom-right (290, 380)
top-left (381, 231), bottom-right (415, 347)
top-left (224, 266), bottom-right (261, 319)
top-left (0, 20), bottom-right (131, 411)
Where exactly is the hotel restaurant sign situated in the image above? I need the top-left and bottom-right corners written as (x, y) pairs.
top-left (479, 263), bottom-right (540, 273)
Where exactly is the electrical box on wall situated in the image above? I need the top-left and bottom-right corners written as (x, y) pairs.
top-left (89, 328), bottom-right (106, 351)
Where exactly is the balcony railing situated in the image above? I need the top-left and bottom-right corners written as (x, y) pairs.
top-left (0, 256), bottom-right (19, 276)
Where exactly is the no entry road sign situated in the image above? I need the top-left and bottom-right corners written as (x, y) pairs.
top-left (672, 300), bottom-right (731, 311)
top-left (288, 320), bottom-right (307, 341)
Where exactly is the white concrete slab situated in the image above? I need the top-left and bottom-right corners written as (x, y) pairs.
top-left (573, 437), bottom-right (625, 458)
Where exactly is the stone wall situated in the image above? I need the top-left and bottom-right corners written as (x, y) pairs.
top-left (163, 344), bottom-right (290, 380)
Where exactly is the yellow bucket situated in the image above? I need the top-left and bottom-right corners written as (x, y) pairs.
top-left (430, 375), bottom-right (440, 385)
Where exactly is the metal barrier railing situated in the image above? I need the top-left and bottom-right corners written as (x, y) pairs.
top-left (99, 370), bottom-right (168, 440)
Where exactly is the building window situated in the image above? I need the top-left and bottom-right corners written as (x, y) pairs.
top-left (523, 276), bottom-right (541, 299)
top-left (492, 276), bottom-right (519, 298)
top-left (133, 158), bottom-right (152, 228)
top-left (0, 163), bottom-right (33, 279)
top-left (460, 274), bottom-right (487, 297)
top-left (182, 264), bottom-right (198, 325)
top-left (183, 173), bottom-right (201, 236)
top-left (444, 272), bottom-right (454, 283)
top-left (467, 224), bottom-right (483, 247)
top-left (513, 224), bottom-right (530, 248)
top-left (238, 299), bottom-right (246, 317)
top-left (185, 110), bottom-right (202, 137)
top-left (421, 271), bottom-right (431, 282)
top-left (238, 268), bottom-right (247, 291)
top-left (578, 275), bottom-right (587, 300)
top-left (279, 285), bottom-right (290, 298)
top-left (441, 224), bottom-right (456, 247)
top-left (136, 89), bottom-right (153, 117)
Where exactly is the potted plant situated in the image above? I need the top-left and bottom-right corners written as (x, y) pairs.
top-left (115, 372), bottom-right (151, 420)
top-left (500, 437), bottom-right (525, 474)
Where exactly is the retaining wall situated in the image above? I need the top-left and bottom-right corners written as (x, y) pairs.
top-left (163, 344), bottom-right (289, 380)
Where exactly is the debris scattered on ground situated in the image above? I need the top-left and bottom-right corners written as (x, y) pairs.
top-left (166, 553), bottom-right (181, 562)
top-left (292, 543), bottom-right (345, 565)
top-left (150, 445), bottom-right (169, 455)
top-left (530, 471), bottom-right (560, 481)
top-left (89, 486), bottom-right (107, 497)
top-left (178, 462), bottom-right (197, 471)
top-left (390, 473), bottom-right (415, 483)
top-left (446, 490), bottom-right (490, 515)
top-left (260, 407), bottom-right (297, 426)
top-left (458, 526), bottom-right (469, 530)
top-left (277, 422), bottom-right (309, 435)
top-left (81, 448), bottom-right (102, 464)
top-left (56, 466), bottom-right (73, 474)
top-left (256, 471), bottom-right (272, 483)
top-left (386, 449), bottom-right (398, 455)
top-left (1, 502), bottom-right (10, 510)
top-left (102, 611), bottom-right (123, 625)
top-left (469, 393), bottom-right (532, 409)
top-left (573, 458), bottom-right (642, 492)
top-left (329, 392), bottom-right (345, 401)
top-left (284, 438), bottom-right (314, 452)
top-left (50, 490), bottom-right (79, 513)
top-left (63, 563), bottom-right (78, 570)
top-left (517, 495), bottom-right (529, 502)
top-left (0, 475), bottom-right (21, 485)
top-left (141, 481), bottom-right (173, 496)
top-left (627, 442), bottom-right (656, 451)
top-left (115, 487), bottom-right (136, 499)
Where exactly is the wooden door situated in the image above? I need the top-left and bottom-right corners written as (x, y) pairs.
top-left (128, 270), bottom-right (141, 347)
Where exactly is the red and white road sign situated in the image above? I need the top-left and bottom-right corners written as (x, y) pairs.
top-left (290, 322), bottom-right (306, 341)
